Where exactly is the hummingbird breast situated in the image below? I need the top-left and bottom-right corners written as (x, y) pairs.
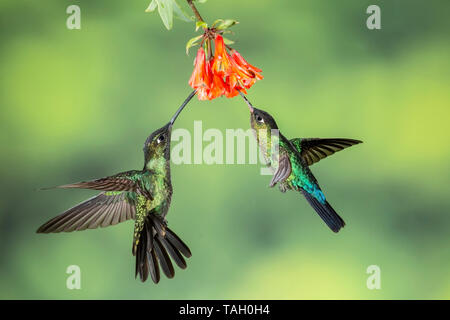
top-left (148, 175), bottom-right (172, 218)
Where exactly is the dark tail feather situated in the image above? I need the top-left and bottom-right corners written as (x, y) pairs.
top-left (159, 236), bottom-right (187, 269)
top-left (165, 227), bottom-right (192, 258)
top-left (145, 220), bottom-right (160, 283)
top-left (134, 218), bottom-right (159, 283)
top-left (301, 190), bottom-right (345, 233)
top-left (153, 237), bottom-right (175, 278)
top-left (133, 216), bottom-right (191, 284)
top-left (135, 222), bottom-right (150, 282)
top-left (148, 249), bottom-right (160, 284)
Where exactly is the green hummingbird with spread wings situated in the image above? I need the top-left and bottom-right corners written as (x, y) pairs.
top-left (240, 93), bottom-right (362, 233)
top-left (37, 91), bottom-right (197, 283)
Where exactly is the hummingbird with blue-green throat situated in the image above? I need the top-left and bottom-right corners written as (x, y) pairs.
top-left (37, 91), bottom-right (197, 283)
top-left (239, 92), bottom-right (362, 233)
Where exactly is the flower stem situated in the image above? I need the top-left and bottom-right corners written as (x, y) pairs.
top-left (186, 0), bottom-right (205, 22)
top-left (186, 1), bottom-right (212, 59)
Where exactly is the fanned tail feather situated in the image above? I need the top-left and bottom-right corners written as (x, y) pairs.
top-left (301, 190), bottom-right (345, 233)
top-left (133, 216), bottom-right (191, 283)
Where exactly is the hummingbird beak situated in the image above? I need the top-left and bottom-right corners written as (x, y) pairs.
top-left (238, 91), bottom-right (254, 113)
top-left (170, 90), bottom-right (197, 126)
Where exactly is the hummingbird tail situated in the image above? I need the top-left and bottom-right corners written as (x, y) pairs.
top-left (301, 190), bottom-right (345, 233)
top-left (133, 215), bottom-right (192, 284)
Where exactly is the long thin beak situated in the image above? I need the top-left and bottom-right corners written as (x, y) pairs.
top-left (238, 91), bottom-right (254, 112)
top-left (170, 90), bottom-right (197, 125)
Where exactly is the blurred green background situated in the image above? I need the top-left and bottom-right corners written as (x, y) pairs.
top-left (0, 0), bottom-right (449, 299)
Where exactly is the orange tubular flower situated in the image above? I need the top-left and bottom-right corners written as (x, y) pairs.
top-left (208, 71), bottom-right (227, 100)
top-left (211, 35), bottom-right (233, 77)
top-left (188, 34), bottom-right (263, 100)
top-left (189, 47), bottom-right (212, 100)
top-left (224, 81), bottom-right (240, 98)
top-left (229, 50), bottom-right (263, 90)
top-left (231, 50), bottom-right (263, 79)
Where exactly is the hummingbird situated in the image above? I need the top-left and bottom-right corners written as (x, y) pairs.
top-left (37, 90), bottom-right (197, 283)
top-left (239, 93), bottom-right (362, 233)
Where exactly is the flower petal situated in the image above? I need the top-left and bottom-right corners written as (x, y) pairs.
top-left (189, 47), bottom-right (214, 100)
top-left (211, 35), bottom-right (233, 77)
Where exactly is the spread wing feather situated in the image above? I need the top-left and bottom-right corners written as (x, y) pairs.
top-left (36, 192), bottom-right (137, 233)
top-left (44, 170), bottom-right (142, 192)
top-left (290, 138), bottom-right (362, 166)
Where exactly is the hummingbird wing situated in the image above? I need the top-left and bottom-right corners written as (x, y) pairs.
top-left (46, 170), bottom-right (142, 192)
top-left (36, 191), bottom-right (137, 233)
top-left (269, 153), bottom-right (292, 187)
top-left (290, 138), bottom-right (362, 166)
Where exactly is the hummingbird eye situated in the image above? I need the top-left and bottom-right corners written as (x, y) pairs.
top-left (255, 114), bottom-right (264, 123)
top-left (157, 134), bottom-right (165, 144)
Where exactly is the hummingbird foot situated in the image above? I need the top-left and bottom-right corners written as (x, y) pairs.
top-left (279, 184), bottom-right (288, 193)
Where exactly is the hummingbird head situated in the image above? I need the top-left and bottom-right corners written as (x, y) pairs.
top-left (250, 107), bottom-right (279, 132)
top-left (143, 122), bottom-right (173, 169)
top-left (142, 90), bottom-right (196, 171)
top-left (238, 91), bottom-right (278, 131)
top-left (238, 92), bottom-right (282, 163)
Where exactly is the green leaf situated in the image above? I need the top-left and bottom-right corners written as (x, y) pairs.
top-left (145, 0), bottom-right (158, 12)
top-left (211, 19), bottom-right (224, 27)
top-left (196, 0), bottom-right (208, 3)
top-left (220, 30), bottom-right (234, 35)
top-left (186, 35), bottom-right (203, 55)
top-left (222, 37), bottom-right (235, 45)
top-left (172, 0), bottom-right (192, 22)
top-left (195, 21), bottom-right (208, 31)
top-left (147, 0), bottom-right (191, 28)
top-left (156, 0), bottom-right (173, 30)
top-left (216, 19), bottom-right (239, 30)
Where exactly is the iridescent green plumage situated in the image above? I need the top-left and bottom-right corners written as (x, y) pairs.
top-left (241, 93), bottom-right (362, 233)
top-left (37, 91), bottom-right (196, 283)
